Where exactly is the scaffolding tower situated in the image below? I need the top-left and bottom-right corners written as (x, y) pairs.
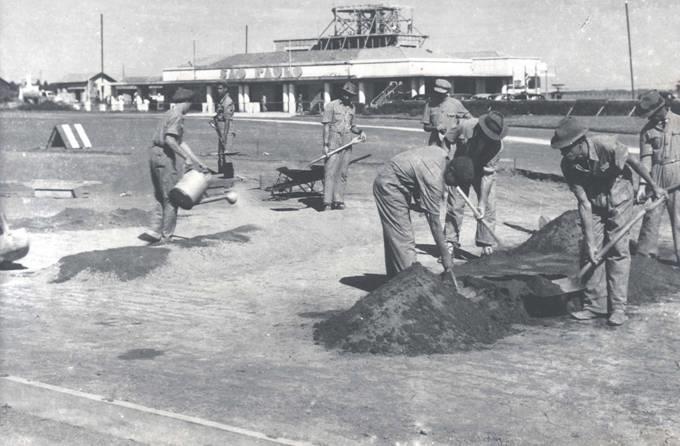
top-left (273, 4), bottom-right (427, 51)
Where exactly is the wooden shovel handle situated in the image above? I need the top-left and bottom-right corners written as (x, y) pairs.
top-left (455, 186), bottom-right (504, 247)
top-left (307, 137), bottom-right (362, 167)
top-left (577, 196), bottom-right (667, 280)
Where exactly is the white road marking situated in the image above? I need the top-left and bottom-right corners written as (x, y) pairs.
top-left (1, 375), bottom-right (313, 446)
top-left (237, 118), bottom-right (640, 154)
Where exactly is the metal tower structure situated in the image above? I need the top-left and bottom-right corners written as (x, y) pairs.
top-left (273, 4), bottom-right (427, 51)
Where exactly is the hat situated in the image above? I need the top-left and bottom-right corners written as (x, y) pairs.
top-left (342, 81), bottom-right (358, 96)
top-left (550, 117), bottom-right (588, 149)
top-left (478, 111), bottom-right (508, 141)
top-left (216, 79), bottom-right (229, 87)
top-left (637, 90), bottom-right (665, 118)
top-left (433, 79), bottom-right (452, 94)
top-left (445, 156), bottom-right (475, 186)
top-left (172, 87), bottom-right (194, 103)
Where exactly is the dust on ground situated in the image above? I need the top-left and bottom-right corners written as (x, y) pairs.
top-left (12, 207), bottom-right (152, 231)
top-left (52, 225), bottom-right (260, 282)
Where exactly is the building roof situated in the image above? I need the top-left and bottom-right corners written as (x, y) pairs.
top-left (198, 46), bottom-right (467, 70)
top-left (55, 72), bottom-right (117, 84)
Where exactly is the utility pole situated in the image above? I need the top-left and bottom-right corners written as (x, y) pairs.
top-left (100, 13), bottom-right (104, 99)
top-left (245, 25), bottom-right (249, 54)
top-left (192, 40), bottom-right (196, 80)
top-left (625, 1), bottom-right (635, 99)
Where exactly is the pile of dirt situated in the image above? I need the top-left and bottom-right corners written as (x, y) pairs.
top-left (512, 210), bottom-right (581, 256)
top-left (52, 246), bottom-right (170, 283)
top-left (14, 207), bottom-right (152, 231)
top-left (314, 264), bottom-right (538, 355)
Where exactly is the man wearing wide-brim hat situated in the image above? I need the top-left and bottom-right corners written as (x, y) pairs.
top-left (320, 81), bottom-right (367, 211)
top-left (139, 87), bottom-right (208, 244)
top-left (635, 90), bottom-right (680, 265)
top-left (551, 117), bottom-right (665, 326)
top-left (442, 111), bottom-right (508, 258)
top-left (422, 78), bottom-right (472, 147)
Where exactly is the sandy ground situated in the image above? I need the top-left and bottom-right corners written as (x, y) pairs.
top-left (2, 161), bottom-right (680, 445)
top-left (1, 113), bottom-right (680, 445)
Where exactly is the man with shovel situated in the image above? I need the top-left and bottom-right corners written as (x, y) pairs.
top-left (321, 81), bottom-right (367, 211)
top-left (552, 117), bottom-right (665, 326)
top-left (422, 79), bottom-right (472, 148)
top-left (373, 145), bottom-right (475, 278)
top-left (635, 90), bottom-right (680, 265)
top-left (443, 111), bottom-right (507, 260)
top-left (139, 88), bottom-right (208, 244)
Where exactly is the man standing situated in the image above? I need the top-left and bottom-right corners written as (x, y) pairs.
top-left (321, 81), bottom-right (366, 210)
top-left (551, 117), bottom-right (664, 326)
top-left (444, 112), bottom-right (507, 258)
top-left (373, 146), bottom-right (475, 278)
top-left (635, 90), bottom-right (680, 265)
top-left (422, 78), bottom-right (471, 147)
top-left (139, 88), bottom-right (207, 244)
top-left (213, 80), bottom-right (235, 175)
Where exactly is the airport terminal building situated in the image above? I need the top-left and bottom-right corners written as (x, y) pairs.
top-left (114, 4), bottom-right (547, 113)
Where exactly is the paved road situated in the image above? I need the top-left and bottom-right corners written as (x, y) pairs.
top-left (236, 117), bottom-right (640, 176)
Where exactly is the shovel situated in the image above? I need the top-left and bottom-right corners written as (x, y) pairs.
top-left (306, 136), bottom-right (363, 167)
top-left (548, 196), bottom-right (667, 295)
top-left (455, 186), bottom-right (505, 248)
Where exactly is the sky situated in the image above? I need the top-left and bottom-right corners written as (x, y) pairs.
top-left (0, 0), bottom-right (678, 90)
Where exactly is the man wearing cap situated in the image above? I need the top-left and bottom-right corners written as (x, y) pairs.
top-left (551, 117), bottom-right (665, 326)
top-left (321, 81), bottom-right (367, 210)
top-left (373, 146), bottom-right (475, 278)
top-left (635, 90), bottom-right (680, 265)
top-left (443, 111), bottom-right (507, 259)
top-left (422, 79), bottom-right (472, 147)
top-left (213, 81), bottom-right (235, 175)
top-left (139, 87), bottom-right (208, 244)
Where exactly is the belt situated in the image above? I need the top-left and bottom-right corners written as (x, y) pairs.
top-left (660, 159), bottom-right (679, 166)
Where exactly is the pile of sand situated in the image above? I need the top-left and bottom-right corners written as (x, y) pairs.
top-left (314, 264), bottom-right (535, 355)
top-left (315, 211), bottom-right (680, 355)
top-left (513, 210), bottom-right (581, 256)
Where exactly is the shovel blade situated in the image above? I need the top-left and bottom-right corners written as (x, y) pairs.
top-left (549, 275), bottom-right (584, 295)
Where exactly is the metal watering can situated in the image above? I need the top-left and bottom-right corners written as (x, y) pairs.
top-left (169, 170), bottom-right (238, 210)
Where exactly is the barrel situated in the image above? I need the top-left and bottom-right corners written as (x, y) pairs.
top-left (169, 170), bottom-right (211, 210)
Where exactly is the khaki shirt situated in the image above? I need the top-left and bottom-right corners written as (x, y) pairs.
top-left (390, 145), bottom-right (448, 215)
top-left (215, 94), bottom-right (235, 122)
top-left (640, 111), bottom-right (680, 170)
top-left (561, 135), bottom-right (633, 209)
top-left (152, 108), bottom-right (184, 149)
top-left (322, 99), bottom-right (356, 134)
top-left (422, 96), bottom-right (471, 146)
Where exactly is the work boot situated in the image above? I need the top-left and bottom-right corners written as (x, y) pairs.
top-left (570, 309), bottom-right (607, 320)
top-left (320, 203), bottom-right (331, 212)
top-left (138, 230), bottom-right (161, 244)
top-left (332, 202), bottom-right (346, 210)
top-left (607, 310), bottom-right (628, 326)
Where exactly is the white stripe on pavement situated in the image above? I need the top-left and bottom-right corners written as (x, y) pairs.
top-left (1, 375), bottom-right (313, 446)
top-left (237, 118), bottom-right (639, 154)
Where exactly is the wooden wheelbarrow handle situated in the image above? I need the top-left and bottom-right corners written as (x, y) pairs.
top-left (455, 186), bottom-right (505, 247)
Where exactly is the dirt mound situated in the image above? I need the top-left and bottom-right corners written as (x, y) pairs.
top-left (14, 207), bottom-right (151, 231)
top-left (512, 210), bottom-right (581, 256)
top-left (314, 264), bottom-right (539, 355)
top-left (53, 246), bottom-right (170, 283)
